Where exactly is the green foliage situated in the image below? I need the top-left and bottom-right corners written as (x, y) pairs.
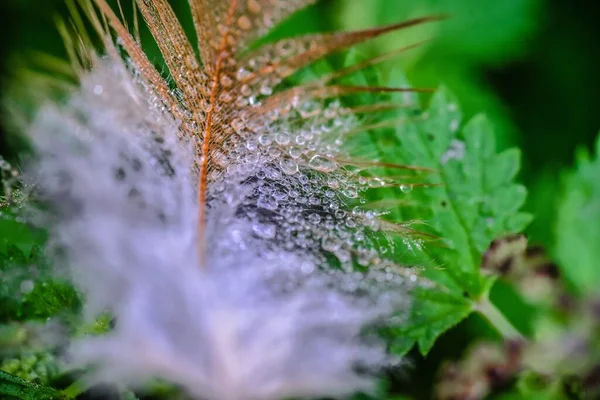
top-left (331, 0), bottom-right (541, 152)
top-left (1, 352), bottom-right (59, 384)
top-left (0, 213), bottom-right (79, 399)
top-left (0, 216), bottom-right (43, 256)
top-left (0, 369), bottom-right (64, 400)
top-left (555, 133), bottom-right (600, 294)
top-left (497, 370), bottom-right (576, 400)
top-left (335, 0), bottom-right (540, 63)
top-left (0, 214), bottom-right (80, 322)
top-left (359, 75), bottom-right (532, 355)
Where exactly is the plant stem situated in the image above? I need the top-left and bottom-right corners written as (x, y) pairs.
top-left (476, 298), bottom-right (524, 341)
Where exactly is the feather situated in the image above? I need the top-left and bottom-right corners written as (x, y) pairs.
top-left (21, 1), bottom-right (444, 398)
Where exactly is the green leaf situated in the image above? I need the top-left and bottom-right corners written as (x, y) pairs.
top-left (352, 69), bottom-right (531, 355)
top-left (555, 132), bottom-right (600, 294)
top-left (0, 370), bottom-right (65, 400)
top-left (0, 212), bottom-right (45, 256)
top-left (0, 208), bottom-right (79, 322)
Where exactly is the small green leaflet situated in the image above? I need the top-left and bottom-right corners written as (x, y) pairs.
top-left (555, 132), bottom-right (600, 295)
top-left (349, 64), bottom-right (532, 355)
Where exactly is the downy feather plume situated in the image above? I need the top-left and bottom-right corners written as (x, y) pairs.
top-left (21, 0), bottom-right (442, 398)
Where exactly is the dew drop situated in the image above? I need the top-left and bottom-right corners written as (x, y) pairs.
top-left (449, 119), bottom-right (459, 131)
top-left (298, 174), bottom-right (309, 184)
top-left (400, 184), bottom-right (413, 193)
top-left (273, 190), bottom-right (289, 201)
top-left (327, 179), bottom-right (340, 189)
top-left (342, 188), bottom-right (358, 198)
top-left (248, 0), bottom-right (261, 14)
top-left (289, 147), bottom-right (303, 159)
top-left (20, 280), bottom-right (34, 294)
top-left (252, 222), bottom-right (276, 239)
top-left (237, 16), bottom-right (252, 30)
top-left (220, 75), bottom-right (233, 87)
top-left (300, 261), bottom-right (315, 274)
top-left (308, 196), bottom-right (321, 205)
top-left (259, 85), bottom-right (273, 96)
top-left (236, 68), bottom-right (252, 82)
top-left (308, 155), bottom-right (337, 173)
top-left (241, 85), bottom-right (252, 97)
top-left (246, 139), bottom-right (258, 151)
top-left (308, 213), bottom-right (321, 224)
top-left (258, 134), bottom-right (272, 146)
top-left (275, 133), bottom-right (291, 145)
top-left (279, 156), bottom-right (299, 175)
top-left (322, 237), bottom-right (341, 252)
top-left (257, 195), bottom-right (278, 211)
top-left (336, 250), bottom-right (352, 263)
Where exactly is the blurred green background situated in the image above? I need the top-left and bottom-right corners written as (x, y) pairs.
top-left (0, 1), bottom-right (598, 398)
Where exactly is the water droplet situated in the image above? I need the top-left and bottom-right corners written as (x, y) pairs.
top-left (275, 133), bottom-right (290, 145)
top-left (335, 249), bottom-right (352, 263)
top-left (273, 190), bottom-right (289, 201)
top-left (248, 0), bottom-right (261, 14)
top-left (241, 84), bottom-right (252, 97)
top-left (328, 179), bottom-right (340, 189)
top-left (246, 139), bottom-right (258, 151)
top-left (322, 237), bottom-right (341, 252)
top-left (257, 195), bottom-right (278, 211)
top-left (342, 188), bottom-right (358, 198)
top-left (20, 280), bottom-right (34, 294)
top-left (400, 184), bottom-right (413, 193)
top-left (308, 213), bottom-right (321, 224)
top-left (258, 134), bottom-right (272, 146)
top-left (289, 147), bottom-right (303, 159)
top-left (259, 85), bottom-right (273, 96)
top-left (252, 222), bottom-right (276, 239)
top-left (220, 75), bottom-right (233, 87)
top-left (308, 155), bottom-right (337, 173)
top-left (300, 261), bottom-right (315, 274)
top-left (258, 185), bottom-right (273, 194)
top-left (449, 119), bottom-right (459, 131)
top-left (368, 177), bottom-right (386, 187)
top-left (298, 174), bottom-right (309, 184)
top-left (279, 156), bottom-right (298, 175)
top-left (237, 16), bottom-right (252, 30)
